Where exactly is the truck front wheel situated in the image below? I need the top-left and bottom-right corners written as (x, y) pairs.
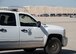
top-left (45, 37), bottom-right (62, 54)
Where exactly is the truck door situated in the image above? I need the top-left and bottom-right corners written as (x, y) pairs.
top-left (0, 12), bottom-right (19, 49)
top-left (19, 14), bottom-right (45, 48)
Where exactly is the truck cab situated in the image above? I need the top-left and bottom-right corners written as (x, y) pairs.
top-left (0, 10), bottom-right (67, 54)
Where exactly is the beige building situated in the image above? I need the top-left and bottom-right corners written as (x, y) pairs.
top-left (18, 6), bottom-right (76, 50)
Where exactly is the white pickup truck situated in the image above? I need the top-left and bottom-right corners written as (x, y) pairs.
top-left (0, 10), bottom-right (67, 54)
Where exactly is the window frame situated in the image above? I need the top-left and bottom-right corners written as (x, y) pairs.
top-left (0, 12), bottom-right (16, 26)
top-left (19, 13), bottom-right (38, 27)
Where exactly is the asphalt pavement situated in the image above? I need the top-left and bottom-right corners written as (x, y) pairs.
top-left (0, 49), bottom-right (76, 54)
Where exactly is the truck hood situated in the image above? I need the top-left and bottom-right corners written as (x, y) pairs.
top-left (41, 24), bottom-right (65, 36)
top-left (42, 24), bottom-right (64, 30)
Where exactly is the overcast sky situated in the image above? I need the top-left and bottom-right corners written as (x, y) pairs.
top-left (0, 0), bottom-right (76, 7)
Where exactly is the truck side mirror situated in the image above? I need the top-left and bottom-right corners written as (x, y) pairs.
top-left (37, 21), bottom-right (41, 27)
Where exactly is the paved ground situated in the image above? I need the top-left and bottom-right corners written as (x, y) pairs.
top-left (0, 49), bottom-right (76, 54)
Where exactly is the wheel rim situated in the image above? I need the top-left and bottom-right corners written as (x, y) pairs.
top-left (49, 42), bottom-right (59, 52)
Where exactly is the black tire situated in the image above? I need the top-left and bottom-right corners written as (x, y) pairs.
top-left (45, 37), bottom-right (62, 54)
top-left (24, 48), bottom-right (36, 52)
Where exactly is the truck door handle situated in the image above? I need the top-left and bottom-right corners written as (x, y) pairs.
top-left (21, 29), bottom-right (28, 33)
top-left (0, 28), bottom-right (7, 32)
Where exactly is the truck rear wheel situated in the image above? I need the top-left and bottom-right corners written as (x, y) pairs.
top-left (45, 37), bottom-right (62, 54)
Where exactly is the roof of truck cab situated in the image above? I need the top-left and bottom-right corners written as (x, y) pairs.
top-left (0, 10), bottom-right (16, 13)
top-left (0, 10), bottom-right (37, 20)
top-left (0, 10), bottom-right (30, 14)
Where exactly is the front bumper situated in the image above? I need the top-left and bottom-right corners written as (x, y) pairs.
top-left (62, 36), bottom-right (68, 47)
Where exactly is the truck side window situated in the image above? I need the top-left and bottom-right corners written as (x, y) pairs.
top-left (0, 13), bottom-right (16, 26)
top-left (19, 14), bottom-right (37, 26)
